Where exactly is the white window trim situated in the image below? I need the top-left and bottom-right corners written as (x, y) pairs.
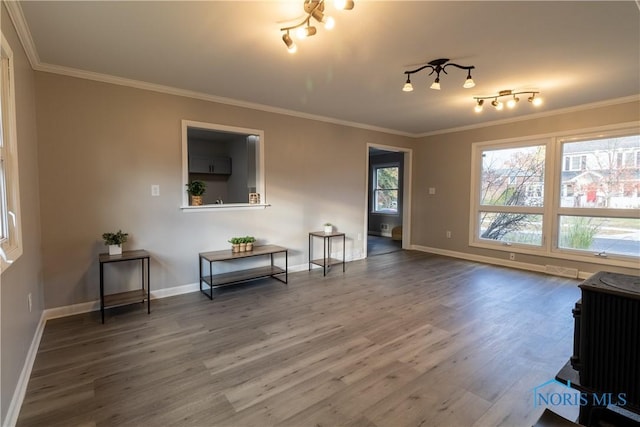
top-left (469, 137), bottom-right (551, 253)
top-left (470, 122), bottom-right (640, 269)
top-left (0, 33), bottom-right (23, 272)
top-left (372, 162), bottom-right (400, 215)
top-left (180, 120), bottom-right (266, 211)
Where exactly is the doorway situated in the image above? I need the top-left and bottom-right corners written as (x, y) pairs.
top-left (365, 145), bottom-right (412, 257)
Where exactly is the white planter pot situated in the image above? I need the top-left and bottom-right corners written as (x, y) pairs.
top-left (324, 225), bottom-right (333, 234)
top-left (108, 244), bottom-right (122, 256)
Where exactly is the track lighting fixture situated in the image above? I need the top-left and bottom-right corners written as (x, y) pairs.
top-left (402, 58), bottom-right (476, 92)
top-left (473, 90), bottom-right (542, 113)
top-left (280, 0), bottom-right (354, 52)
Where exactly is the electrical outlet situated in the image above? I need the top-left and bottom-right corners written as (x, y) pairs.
top-left (428, 187), bottom-right (436, 195)
top-left (28, 293), bottom-right (32, 312)
top-left (509, 253), bottom-right (516, 261)
top-left (151, 185), bottom-right (160, 196)
top-left (446, 230), bottom-right (451, 239)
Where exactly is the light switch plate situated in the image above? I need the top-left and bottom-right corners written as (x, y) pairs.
top-left (151, 185), bottom-right (160, 196)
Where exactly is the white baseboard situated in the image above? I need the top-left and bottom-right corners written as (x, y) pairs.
top-left (5, 311), bottom-right (46, 427)
top-left (5, 257), bottom-right (364, 425)
top-left (410, 245), bottom-right (594, 280)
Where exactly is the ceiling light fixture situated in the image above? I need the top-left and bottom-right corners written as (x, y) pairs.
top-left (402, 58), bottom-right (476, 92)
top-left (280, 0), bottom-right (354, 52)
top-left (473, 90), bottom-right (543, 113)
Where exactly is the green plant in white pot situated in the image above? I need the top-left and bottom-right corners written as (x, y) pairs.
top-left (323, 223), bottom-right (333, 234)
top-left (102, 230), bottom-right (128, 255)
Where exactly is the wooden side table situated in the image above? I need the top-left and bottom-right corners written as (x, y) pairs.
top-left (309, 231), bottom-right (346, 276)
top-left (99, 249), bottom-right (150, 323)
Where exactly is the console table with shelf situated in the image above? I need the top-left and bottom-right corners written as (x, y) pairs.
top-left (198, 245), bottom-right (288, 299)
top-left (98, 249), bottom-right (151, 323)
top-left (309, 231), bottom-right (346, 276)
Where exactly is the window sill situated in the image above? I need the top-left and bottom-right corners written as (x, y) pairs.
top-left (180, 203), bottom-right (270, 212)
top-left (469, 240), bottom-right (639, 269)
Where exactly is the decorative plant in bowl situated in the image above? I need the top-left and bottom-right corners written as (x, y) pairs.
top-left (323, 223), bottom-right (333, 234)
top-left (228, 237), bottom-right (241, 253)
top-left (245, 236), bottom-right (256, 251)
top-left (102, 230), bottom-right (128, 255)
top-left (229, 236), bottom-right (257, 252)
top-left (186, 180), bottom-right (207, 206)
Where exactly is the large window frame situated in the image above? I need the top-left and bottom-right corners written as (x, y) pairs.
top-left (0, 33), bottom-right (23, 272)
top-left (470, 123), bottom-right (639, 268)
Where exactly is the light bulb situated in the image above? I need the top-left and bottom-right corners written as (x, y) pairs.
top-left (296, 25), bottom-right (316, 39)
top-left (507, 96), bottom-right (519, 109)
top-left (430, 78), bottom-right (441, 90)
top-left (491, 99), bottom-right (503, 110)
top-left (312, 10), bottom-right (335, 30)
top-left (403, 82), bottom-right (413, 92)
top-left (474, 100), bottom-right (484, 113)
top-left (463, 78), bottom-right (475, 89)
top-left (324, 16), bottom-right (335, 30)
top-left (532, 96), bottom-right (543, 106)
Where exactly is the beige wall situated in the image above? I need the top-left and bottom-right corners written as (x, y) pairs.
top-left (411, 100), bottom-right (640, 276)
top-left (0, 3), bottom-right (44, 423)
top-left (34, 72), bottom-right (414, 309)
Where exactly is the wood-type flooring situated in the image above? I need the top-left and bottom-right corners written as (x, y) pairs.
top-left (17, 251), bottom-right (583, 426)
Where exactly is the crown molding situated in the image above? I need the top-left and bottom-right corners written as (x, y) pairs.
top-left (416, 94), bottom-right (640, 138)
top-left (35, 62), bottom-right (416, 138)
top-left (4, 0), bottom-right (40, 67)
top-left (4, 1), bottom-right (638, 140)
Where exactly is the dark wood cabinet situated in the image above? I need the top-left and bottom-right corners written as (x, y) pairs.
top-left (188, 155), bottom-right (231, 175)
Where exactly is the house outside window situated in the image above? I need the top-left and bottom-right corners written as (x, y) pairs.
top-left (471, 126), bottom-right (639, 267)
top-left (0, 34), bottom-right (23, 270)
top-left (373, 164), bottom-right (399, 214)
top-left (558, 134), bottom-right (639, 256)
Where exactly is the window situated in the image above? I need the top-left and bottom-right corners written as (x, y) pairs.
top-left (373, 164), bottom-right (399, 214)
top-left (471, 126), bottom-right (639, 267)
top-left (181, 120), bottom-right (265, 209)
top-left (476, 142), bottom-right (546, 247)
top-left (558, 134), bottom-right (639, 257)
top-left (0, 34), bottom-right (23, 270)
top-left (564, 155), bottom-right (587, 171)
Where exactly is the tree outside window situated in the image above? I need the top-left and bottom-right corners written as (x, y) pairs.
top-left (471, 129), bottom-right (639, 263)
top-left (373, 165), bottom-right (399, 214)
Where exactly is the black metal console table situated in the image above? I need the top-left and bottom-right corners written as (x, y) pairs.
top-left (98, 249), bottom-right (150, 323)
top-left (198, 245), bottom-right (288, 299)
top-left (309, 231), bottom-right (346, 276)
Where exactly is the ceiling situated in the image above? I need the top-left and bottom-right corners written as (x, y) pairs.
top-left (11, 1), bottom-right (640, 136)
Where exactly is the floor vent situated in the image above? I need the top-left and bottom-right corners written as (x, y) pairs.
top-left (545, 264), bottom-right (579, 278)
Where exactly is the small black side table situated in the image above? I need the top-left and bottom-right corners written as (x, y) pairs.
top-left (99, 249), bottom-right (150, 323)
top-left (309, 231), bottom-right (346, 276)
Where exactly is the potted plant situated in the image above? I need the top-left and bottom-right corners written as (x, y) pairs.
top-left (102, 230), bottom-right (128, 255)
top-left (323, 223), bottom-right (333, 234)
top-left (186, 180), bottom-right (206, 206)
top-left (238, 236), bottom-right (248, 252)
top-left (245, 236), bottom-right (256, 251)
top-left (228, 237), bottom-right (241, 253)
